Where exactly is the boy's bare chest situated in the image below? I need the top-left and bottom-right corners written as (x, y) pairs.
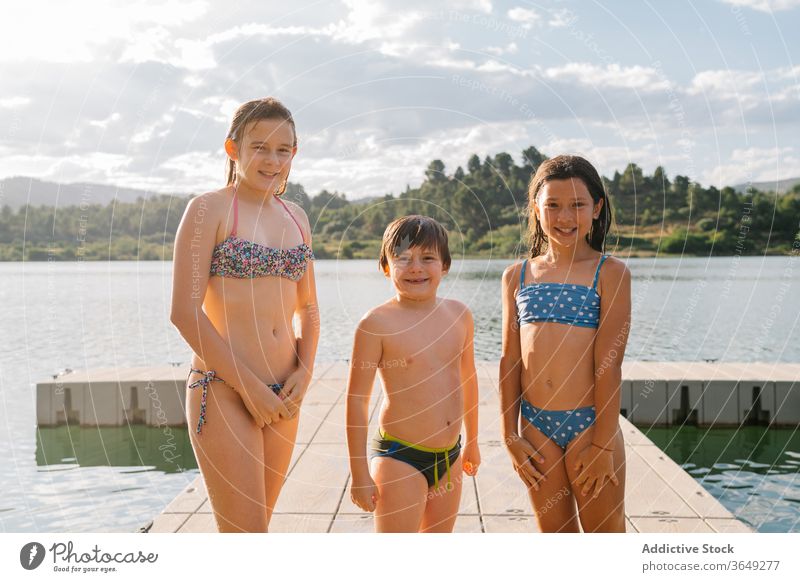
top-left (381, 315), bottom-right (465, 363)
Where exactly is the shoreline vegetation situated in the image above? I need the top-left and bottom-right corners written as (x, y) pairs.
top-left (2, 146), bottom-right (798, 261)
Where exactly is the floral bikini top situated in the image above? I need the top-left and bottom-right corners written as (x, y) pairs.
top-left (209, 188), bottom-right (314, 281)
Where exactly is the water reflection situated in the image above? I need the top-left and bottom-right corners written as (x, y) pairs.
top-left (36, 426), bottom-right (197, 474)
top-left (643, 426), bottom-right (800, 532)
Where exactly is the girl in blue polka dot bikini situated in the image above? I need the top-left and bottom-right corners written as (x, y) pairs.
top-left (499, 155), bottom-right (631, 532)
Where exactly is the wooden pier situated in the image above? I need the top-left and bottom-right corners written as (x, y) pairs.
top-left (143, 362), bottom-right (754, 533)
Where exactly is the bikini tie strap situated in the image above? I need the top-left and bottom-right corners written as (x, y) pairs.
top-left (188, 369), bottom-right (227, 434)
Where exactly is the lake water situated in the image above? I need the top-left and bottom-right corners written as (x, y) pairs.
top-left (0, 256), bottom-right (798, 531)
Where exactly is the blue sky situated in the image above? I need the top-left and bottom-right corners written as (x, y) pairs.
top-left (0, 0), bottom-right (797, 200)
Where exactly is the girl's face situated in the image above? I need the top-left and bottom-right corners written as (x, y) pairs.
top-left (533, 177), bottom-right (603, 248)
top-left (226, 118), bottom-right (296, 193)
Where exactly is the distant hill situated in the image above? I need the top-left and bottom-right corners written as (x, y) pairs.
top-left (731, 177), bottom-right (800, 195)
top-left (0, 177), bottom-right (190, 210)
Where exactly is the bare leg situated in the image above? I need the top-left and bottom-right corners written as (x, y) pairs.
top-left (262, 412), bottom-right (301, 528)
top-left (187, 379), bottom-right (267, 532)
top-left (419, 455), bottom-right (463, 533)
top-left (371, 456), bottom-right (428, 532)
top-left (520, 420), bottom-right (580, 533)
top-left (565, 425), bottom-right (626, 533)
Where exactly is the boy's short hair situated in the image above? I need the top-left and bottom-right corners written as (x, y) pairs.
top-left (379, 215), bottom-right (452, 273)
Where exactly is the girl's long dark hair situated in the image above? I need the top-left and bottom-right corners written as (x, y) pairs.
top-left (526, 154), bottom-right (612, 257)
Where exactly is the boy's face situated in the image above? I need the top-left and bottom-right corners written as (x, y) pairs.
top-left (385, 244), bottom-right (447, 300)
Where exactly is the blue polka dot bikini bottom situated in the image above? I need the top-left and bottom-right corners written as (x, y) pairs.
top-left (520, 399), bottom-right (595, 449)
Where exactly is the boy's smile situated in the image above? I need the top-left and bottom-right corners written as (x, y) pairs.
top-left (386, 246), bottom-right (447, 301)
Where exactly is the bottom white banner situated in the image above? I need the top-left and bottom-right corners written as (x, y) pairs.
top-left (1, 533), bottom-right (798, 581)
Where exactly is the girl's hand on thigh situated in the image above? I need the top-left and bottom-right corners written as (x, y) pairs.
top-left (505, 434), bottom-right (546, 490)
top-left (350, 475), bottom-right (380, 512)
top-left (574, 444), bottom-right (618, 498)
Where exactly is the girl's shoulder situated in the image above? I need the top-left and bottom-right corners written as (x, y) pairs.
top-left (184, 187), bottom-right (232, 214)
top-left (598, 254), bottom-right (630, 278)
top-left (502, 259), bottom-right (527, 287)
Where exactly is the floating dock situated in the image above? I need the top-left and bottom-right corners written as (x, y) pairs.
top-left (132, 362), bottom-right (755, 533)
top-left (37, 361), bottom-right (800, 428)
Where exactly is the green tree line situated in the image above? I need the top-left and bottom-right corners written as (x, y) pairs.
top-left (1, 146), bottom-right (798, 261)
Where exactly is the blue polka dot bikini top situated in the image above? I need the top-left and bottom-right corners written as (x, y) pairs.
top-left (515, 255), bottom-right (607, 329)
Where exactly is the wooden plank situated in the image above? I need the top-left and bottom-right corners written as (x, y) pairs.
top-left (625, 447), bottom-right (700, 518)
top-left (302, 378), bottom-right (344, 406)
top-left (329, 513), bottom-right (374, 533)
top-left (149, 513), bottom-right (189, 533)
top-left (483, 515), bottom-right (541, 533)
top-left (273, 443), bottom-right (350, 514)
top-left (328, 513), bottom-right (481, 533)
top-left (634, 439), bottom-right (733, 519)
top-left (295, 402), bottom-right (334, 444)
top-left (619, 415), bottom-right (655, 446)
top-left (706, 518), bottom-right (753, 533)
top-left (630, 516), bottom-right (714, 533)
top-left (177, 514), bottom-right (216, 533)
top-left (163, 478), bottom-right (206, 514)
top-left (473, 442), bottom-right (534, 516)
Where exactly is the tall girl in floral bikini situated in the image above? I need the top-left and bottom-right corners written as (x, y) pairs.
top-left (499, 155), bottom-right (630, 532)
top-left (171, 98), bottom-right (319, 532)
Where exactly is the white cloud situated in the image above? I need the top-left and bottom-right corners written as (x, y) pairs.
top-left (688, 69), bottom-right (764, 97)
top-left (548, 8), bottom-right (577, 28)
top-left (544, 63), bottom-right (669, 91)
top-left (485, 42), bottom-right (518, 56)
top-left (0, 97), bottom-right (30, 108)
top-left (718, 0), bottom-right (800, 12)
top-left (0, 0), bottom-right (209, 63)
top-left (88, 113), bottom-right (122, 130)
top-left (507, 7), bottom-right (541, 29)
top-left (704, 146), bottom-right (798, 186)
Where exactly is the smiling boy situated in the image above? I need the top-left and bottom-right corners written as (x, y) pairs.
top-left (345, 215), bottom-right (481, 532)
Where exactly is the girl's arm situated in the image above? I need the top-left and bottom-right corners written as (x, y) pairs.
top-left (499, 264), bottom-right (523, 440)
top-left (460, 307), bottom-right (480, 475)
top-left (574, 258), bottom-right (631, 497)
top-left (499, 263), bottom-right (545, 488)
top-left (591, 258), bottom-right (631, 450)
top-left (170, 195), bottom-right (289, 426)
top-left (346, 314), bottom-right (382, 511)
top-left (282, 207), bottom-right (320, 414)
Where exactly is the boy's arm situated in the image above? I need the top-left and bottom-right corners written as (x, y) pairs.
top-left (460, 307), bottom-right (479, 446)
top-left (346, 314), bottom-right (382, 482)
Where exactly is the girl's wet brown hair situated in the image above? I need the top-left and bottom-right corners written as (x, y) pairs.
top-left (379, 215), bottom-right (452, 273)
top-left (526, 154), bottom-right (612, 257)
top-left (225, 97), bottom-right (297, 192)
